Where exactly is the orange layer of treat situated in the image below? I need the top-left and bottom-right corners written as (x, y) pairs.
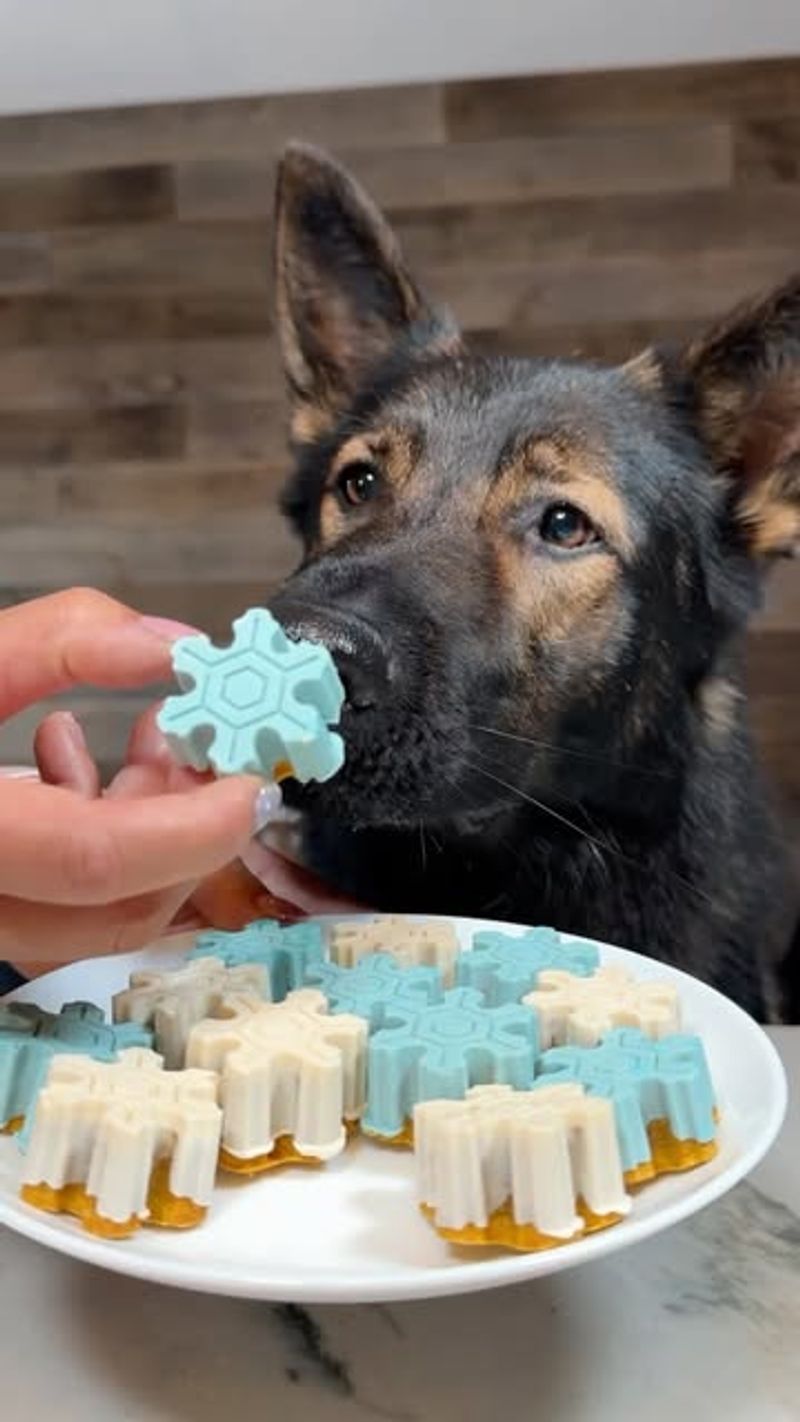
top-left (145, 1157), bottom-right (206, 1229)
top-left (624, 1117), bottom-right (718, 1188)
top-left (422, 1196), bottom-right (624, 1252)
top-left (21, 1157), bottom-right (207, 1238)
top-left (218, 1134), bottom-right (323, 1176)
top-left (1, 1116), bottom-right (24, 1136)
top-left (364, 1120), bottom-right (415, 1149)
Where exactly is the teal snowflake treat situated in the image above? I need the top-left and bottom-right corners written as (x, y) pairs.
top-left (0, 1001), bottom-right (151, 1141)
top-left (190, 919), bottom-right (325, 1001)
top-left (157, 608), bottom-right (345, 783)
top-left (456, 927), bottom-right (600, 1005)
top-left (538, 1027), bottom-right (717, 1183)
top-left (305, 952), bottom-right (444, 1030)
top-left (363, 987), bottom-right (538, 1144)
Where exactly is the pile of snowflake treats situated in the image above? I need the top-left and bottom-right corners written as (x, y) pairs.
top-left (1, 917), bottom-right (719, 1252)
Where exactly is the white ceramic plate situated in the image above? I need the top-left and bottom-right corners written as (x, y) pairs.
top-left (0, 917), bottom-right (787, 1303)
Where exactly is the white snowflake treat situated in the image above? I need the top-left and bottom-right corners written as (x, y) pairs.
top-left (186, 989), bottom-right (367, 1172)
top-left (415, 1082), bottom-right (630, 1250)
top-left (113, 957), bottom-right (267, 1069)
top-left (330, 916), bottom-right (459, 986)
top-left (20, 1048), bottom-right (221, 1238)
top-left (524, 966), bottom-right (680, 1049)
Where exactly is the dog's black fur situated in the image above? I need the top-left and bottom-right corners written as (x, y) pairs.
top-left (269, 145), bottom-right (799, 1020)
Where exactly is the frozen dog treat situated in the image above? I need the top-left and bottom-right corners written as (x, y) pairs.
top-left (456, 927), bottom-right (600, 1005)
top-left (524, 966), bottom-right (680, 1049)
top-left (539, 1027), bottom-right (717, 1184)
top-left (113, 958), bottom-right (268, 1069)
top-left (157, 607), bottom-right (345, 783)
top-left (415, 1082), bottom-right (630, 1250)
top-left (330, 917), bottom-right (459, 986)
top-left (20, 1048), bottom-right (221, 1238)
top-left (190, 918), bottom-right (324, 1000)
top-left (305, 951), bottom-right (444, 1029)
top-left (0, 1001), bottom-right (151, 1138)
top-left (186, 989), bottom-right (367, 1173)
top-left (364, 987), bottom-right (538, 1144)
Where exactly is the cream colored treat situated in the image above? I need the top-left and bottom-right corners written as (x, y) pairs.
top-left (113, 958), bottom-right (267, 1070)
top-left (524, 966), bottom-right (680, 1049)
top-left (186, 989), bottom-right (367, 1165)
top-left (330, 917), bottom-right (459, 986)
top-left (415, 1082), bottom-right (631, 1244)
top-left (21, 1048), bottom-right (221, 1229)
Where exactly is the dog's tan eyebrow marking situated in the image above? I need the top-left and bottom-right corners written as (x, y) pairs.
top-left (493, 433), bottom-right (635, 556)
top-left (328, 426), bottom-right (421, 489)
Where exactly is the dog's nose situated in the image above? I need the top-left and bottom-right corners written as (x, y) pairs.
top-left (271, 600), bottom-right (392, 712)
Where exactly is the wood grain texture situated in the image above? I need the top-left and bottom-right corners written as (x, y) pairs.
top-left (0, 233), bottom-right (50, 293)
top-left (177, 122), bottom-right (731, 218)
top-left (0, 338), bottom-right (281, 410)
top-left (0, 405), bottom-right (184, 466)
top-left (0, 85), bottom-right (444, 174)
top-left (445, 58), bottom-right (800, 138)
top-left (0, 292), bottom-right (272, 346)
top-left (0, 165), bottom-right (173, 230)
top-left (735, 118), bottom-right (800, 184)
top-left (0, 56), bottom-right (796, 806)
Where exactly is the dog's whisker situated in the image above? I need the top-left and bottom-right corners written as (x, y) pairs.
top-left (466, 756), bottom-right (715, 909)
top-left (418, 820), bottom-right (428, 876)
top-left (470, 724), bottom-right (675, 780)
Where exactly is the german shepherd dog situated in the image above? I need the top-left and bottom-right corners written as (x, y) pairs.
top-left (269, 145), bottom-right (799, 1021)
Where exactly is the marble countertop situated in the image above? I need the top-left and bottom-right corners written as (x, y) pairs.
top-left (0, 1028), bottom-right (797, 1422)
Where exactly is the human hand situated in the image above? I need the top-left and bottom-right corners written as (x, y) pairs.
top-left (0, 589), bottom-right (268, 965)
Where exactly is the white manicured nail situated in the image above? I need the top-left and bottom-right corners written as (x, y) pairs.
top-left (252, 781), bottom-right (283, 835)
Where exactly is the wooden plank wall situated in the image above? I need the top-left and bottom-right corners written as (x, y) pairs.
top-left (0, 56), bottom-right (797, 826)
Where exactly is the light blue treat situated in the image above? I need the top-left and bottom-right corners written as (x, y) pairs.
top-left (538, 1027), bottom-right (716, 1174)
top-left (190, 919), bottom-right (325, 1001)
top-left (364, 987), bottom-right (538, 1139)
top-left (157, 607), bottom-right (345, 783)
top-left (0, 1001), bottom-right (151, 1144)
top-left (305, 952), bottom-right (444, 1030)
top-left (456, 927), bottom-right (600, 1005)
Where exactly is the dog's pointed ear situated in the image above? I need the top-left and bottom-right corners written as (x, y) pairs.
top-left (274, 143), bottom-right (460, 444)
top-left (682, 275), bottom-right (800, 558)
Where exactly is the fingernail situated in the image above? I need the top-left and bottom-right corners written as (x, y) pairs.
top-left (252, 781), bottom-right (283, 836)
top-left (58, 711), bottom-right (87, 749)
top-left (136, 615), bottom-right (201, 643)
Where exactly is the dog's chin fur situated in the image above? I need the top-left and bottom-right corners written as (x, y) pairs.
top-left (269, 143), bottom-right (799, 1021)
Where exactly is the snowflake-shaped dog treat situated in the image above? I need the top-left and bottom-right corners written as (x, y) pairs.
top-left (524, 966), bottom-right (680, 1049)
top-left (157, 608), bottom-right (345, 782)
top-left (538, 1028), bottom-right (717, 1184)
top-left (186, 989), bottom-right (367, 1173)
top-left (415, 1082), bottom-right (630, 1250)
top-left (190, 918), bottom-right (324, 1001)
top-left (305, 952), bottom-right (444, 1030)
top-left (0, 1001), bottom-right (151, 1138)
top-left (330, 917), bottom-right (459, 987)
top-left (364, 987), bottom-right (538, 1143)
top-left (456, 927), bottom-right (600, 1005)
top-left (20, 1048), bottom-right (222, 1239)
top-left (113, 958), bottom-right (268, 1070)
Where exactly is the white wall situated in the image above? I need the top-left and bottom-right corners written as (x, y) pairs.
top-left (1, 0), bottom-right (799, 116)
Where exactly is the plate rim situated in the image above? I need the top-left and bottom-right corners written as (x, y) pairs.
top-left (0, 916), bottom-right (788, 1303)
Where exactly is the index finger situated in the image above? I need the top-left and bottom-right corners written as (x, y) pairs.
top-left (0, 775), bottom-right (264, 905)
top-left (0, 588), bottom-right (197, 720)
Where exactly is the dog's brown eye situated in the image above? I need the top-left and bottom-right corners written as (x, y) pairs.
top-left (539, 502), bottom-right (598, 550)
top-left (336, 461), bottom-right (380, 508)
